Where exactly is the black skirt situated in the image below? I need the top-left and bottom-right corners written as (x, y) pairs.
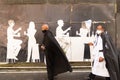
top-left (84, 44), bottom-right (90, 59)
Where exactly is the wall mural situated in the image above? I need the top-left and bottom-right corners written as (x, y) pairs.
top-left (54, 20), bottom-right (112, 61)
top-left (5, 19), bottom-right (111, 63)
top-left (0, 2), bottom-right (115, 63)
top-left (55, 19), bottom-right (94, 61)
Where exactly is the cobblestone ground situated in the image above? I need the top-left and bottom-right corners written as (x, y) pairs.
top-left (0, 71), bottom-right (106, 80)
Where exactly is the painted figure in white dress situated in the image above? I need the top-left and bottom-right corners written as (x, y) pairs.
top-left (76, 20), bottom-right (92, 37)
top-left (24, 21), bottom-right (40, 62)
top-left (76, 20), bottom-right (92, 61)
top-left (76, 21), bottom-right (89, 37)
top-left (7, 19), bottom-right (22, 62)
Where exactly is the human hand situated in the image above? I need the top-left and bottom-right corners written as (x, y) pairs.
top-left (41, 45), bottom-right (45, 50)
top-left (99, 57), bottom-right (104, 62)
top-left (88, 42), bottom-right (93, 46)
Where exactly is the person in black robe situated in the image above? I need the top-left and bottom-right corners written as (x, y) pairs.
top-left (87, 25), bottom-right (120, 80)
top-left (102, 31), bottom-right (120, 80)
top-left (40, 24), bottom-right (72, 80)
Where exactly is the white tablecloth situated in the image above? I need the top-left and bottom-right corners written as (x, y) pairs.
top-left (56, 37), bottom-right (94, 61)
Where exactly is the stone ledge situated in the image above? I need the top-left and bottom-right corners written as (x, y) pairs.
top-left (0, 62), bottom-right (91, 72)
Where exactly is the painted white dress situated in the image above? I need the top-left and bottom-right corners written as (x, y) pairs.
top-left (26, 22), bottom-right (40, 62)
top-left (92, 35), bottom-right (110, 77)
top-left (7, 27), bottom-right (22, 60)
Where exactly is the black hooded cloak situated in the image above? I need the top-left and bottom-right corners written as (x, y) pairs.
top-left (42, 30), bottom-right (72, 80)
top-left (101, 32), bottom-right (120, 80)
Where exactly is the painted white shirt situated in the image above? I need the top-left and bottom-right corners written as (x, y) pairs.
top-left (79, 28), bottom-right (88, 37)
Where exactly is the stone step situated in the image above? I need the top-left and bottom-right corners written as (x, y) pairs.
top-left (0, 62), bottom-right (91, 72)
top-left (0, 62), bottom-right (107, 80)
top-left (0, 71), bottom-right (89, 80)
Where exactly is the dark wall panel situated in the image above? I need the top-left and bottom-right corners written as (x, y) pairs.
top-left (46, 5), bottom-right (71, 22)
top-left (71, 4), bottom-right (115, 22)
top-left (25, 5), bottom-right (48, 23)
top-left (117, 0), bottom-right (120, 13)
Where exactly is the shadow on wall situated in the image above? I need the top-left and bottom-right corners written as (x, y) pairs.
top-left (0, 46), bottom-right (6, 62)
top-left (0, 46), bottom-right (28, 62)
